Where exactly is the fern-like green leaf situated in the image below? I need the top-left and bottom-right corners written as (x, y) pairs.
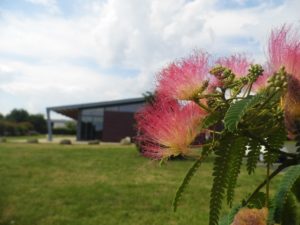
top-left (264, 125), bottom-right (286, 164)
top-left (209, 133), bottom-right (233, 225)
top-left (173, 158), bottom-right (203, 212)
top-left (224, 94), bottom-right (262, 132)
top-left (266, 125), bottom-right (286, 150)
top-left (268, 164), bottom-right (300, 224)
top-left (246, 138), bottom-right (261, 174)
top-left (226, 137), bottom-right (248, 207)
top-left (280, 193), bottom-right (299, 225)
top-left (292, 177), bottom-right (300, 202)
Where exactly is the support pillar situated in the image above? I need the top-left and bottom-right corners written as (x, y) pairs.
top-left (46, 108), bottom-right (53, 141)
top-left (76, 110), bottom-right (82, 141)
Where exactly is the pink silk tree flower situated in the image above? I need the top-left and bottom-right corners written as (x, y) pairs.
top-left (268, 25), bottom-right (300, 79)
top-left (216, 54), bottom-right (251, 78)
top-left (156, 51), bottom-right (211, 101)
top-left (209, 54), bottom-right (252, 89)
top-left (268, 25), bottom-right (300, 136)
top-left (135, 99), bottom-right (207, 159)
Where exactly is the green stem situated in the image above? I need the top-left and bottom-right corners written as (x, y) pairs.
top-left (205, 129), bottom-right (222, 134)
top-left (219, 88), bottom-right (230, 107)
top-left (266, 161), bottom-right (270, 207)
top-left (229, 86), bottom-right (244, 100)
top-left (194, 100), bottom-right (212, 113)
top-left (201, 93), bottom-right (223, 98)
top-left (244, 82), bottom-right (253, 98)
top-left (226, 97), bottom-right (246, 101)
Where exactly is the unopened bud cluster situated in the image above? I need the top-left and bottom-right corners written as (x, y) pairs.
top-left (267, 67), bottom-right (288, 91)
top-left (210, 66), bottom-right (235, 87)
top-left (248, 64), bottom-right (264, 82)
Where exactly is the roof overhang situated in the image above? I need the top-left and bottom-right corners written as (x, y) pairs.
top-left (47, 97), bottom-right (145, 120)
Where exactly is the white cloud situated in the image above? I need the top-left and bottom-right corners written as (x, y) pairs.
top-left (0, 59), bottom-right (149, 113)
top-left (0, 14), bottom-right (97, 61)
top-left (0, 0), bottom-right (299, 116)
top-left (25, 0), bottom-right (60, 13)
top-left (26, 0), bottom-right (55, 4)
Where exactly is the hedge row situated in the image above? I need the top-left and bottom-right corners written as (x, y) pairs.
top-left (52, 127), bottom-right (76, 135)
top-left (0, 121), bottom-right (33, 136)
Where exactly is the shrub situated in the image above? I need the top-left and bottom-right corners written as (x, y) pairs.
top-left (53, 127), bottom-right (76, 135)
top-left (27, 138), bottom-right (39, 144)
top-left (59, 139), bottom-right (72, 145)
top-left (0, 120), bottom-right (33, 136)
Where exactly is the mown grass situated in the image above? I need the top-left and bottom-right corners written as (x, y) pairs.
top-left (3, 135), bottom-right (74, 142)
top-left (0, 143), bottom-right (282, 225)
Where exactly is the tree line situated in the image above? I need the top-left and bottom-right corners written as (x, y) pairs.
top-left (0, 109), bottom-right (47, 136)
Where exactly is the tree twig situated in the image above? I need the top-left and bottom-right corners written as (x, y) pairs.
top-left (242, 158), bottom-right (299, 207)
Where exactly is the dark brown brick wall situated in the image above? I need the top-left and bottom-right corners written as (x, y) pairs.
top-left (102, 111), bottom-right (136, 142)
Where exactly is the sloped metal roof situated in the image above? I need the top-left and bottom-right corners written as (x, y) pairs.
top-left (47, 97), bottom-right (145, 120)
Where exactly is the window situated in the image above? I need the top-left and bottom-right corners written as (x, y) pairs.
top-left (80, 108), bottom-right (104, 140)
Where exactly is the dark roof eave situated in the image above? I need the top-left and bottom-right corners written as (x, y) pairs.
top-left (47, 97), bottom-right (145, 112)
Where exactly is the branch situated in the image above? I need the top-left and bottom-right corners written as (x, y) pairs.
top-left (242, 158), bottom-right (299, 207)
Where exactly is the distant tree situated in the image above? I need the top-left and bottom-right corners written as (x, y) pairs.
top-left (6, 109), bottom-right (29, 122)
top-left (28, 114), bottom-right (47, 133)
top-left (53, 121), bottom-right (77, 135)
top-left (0, 113), bottom-right (4, 120)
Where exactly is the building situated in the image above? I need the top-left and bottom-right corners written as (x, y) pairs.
top-left (46, 97), bottom-right (146, 142)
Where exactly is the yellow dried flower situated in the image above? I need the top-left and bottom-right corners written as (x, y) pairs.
top-left (231, 207), bottom-right (268, 225)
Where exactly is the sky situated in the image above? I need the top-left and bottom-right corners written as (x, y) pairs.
top-left (0, 0), bottom-right (299, 118)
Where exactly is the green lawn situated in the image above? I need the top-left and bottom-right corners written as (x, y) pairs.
top-left (2, 135), bottom-right (75, 142)
top-left (0, 143), bottom-right (281, 225)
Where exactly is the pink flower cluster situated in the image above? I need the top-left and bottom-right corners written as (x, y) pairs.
top-left (216, 54), bottom-right (251, 78)
top-left (135, 99), bottom-right (207, 159)
top-left (212, 54), bottom-right (252, 88)
top-left (255, 25), bottom-right (300, 93)
top-left (156, 52), bottom-right (211, 101)
top-left (268, 25), bottom-right (300, 136)
top-left (268, 25), bottom-right (300, 78)
top-left (136, 51), bottom-right (256, 159)
top-left (135, 24), bottom-right (300, 159)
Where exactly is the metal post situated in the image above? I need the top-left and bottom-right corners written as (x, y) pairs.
top-left (76, 110), bottom-right (82, 141)
top-left (46, 108), bottom-right (53, 141)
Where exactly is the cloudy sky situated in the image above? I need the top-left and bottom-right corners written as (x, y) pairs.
top-left (0, 0), bottom-right (299, 117)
